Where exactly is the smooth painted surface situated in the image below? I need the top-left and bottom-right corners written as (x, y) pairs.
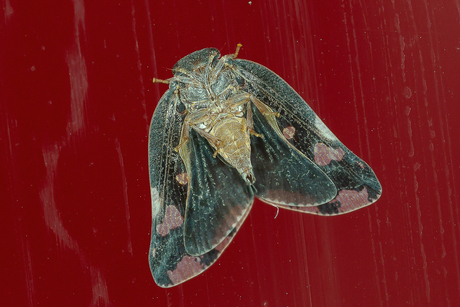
top-left (1, 0), bottom-right (459, 306)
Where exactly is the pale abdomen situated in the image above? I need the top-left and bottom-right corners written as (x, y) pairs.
top-left (212, 117), bottom-right (255, 184)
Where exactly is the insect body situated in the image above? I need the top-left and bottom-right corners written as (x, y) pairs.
top-left (149, 45), bottom-right (382, 287)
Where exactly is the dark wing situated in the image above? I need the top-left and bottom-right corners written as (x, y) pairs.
top-left (250, 103), bottom-right (338, 207)
top-left (233, 59), bottom-right (382, 215)
top-left (179, 129), bottom-right (255, 256)
top-left (148, 90), bottom-right (251, 287)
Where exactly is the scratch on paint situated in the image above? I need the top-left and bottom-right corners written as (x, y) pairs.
top-left (115, 138), bottom-right (133, 255)
top-left (405, 106), bottom-right (415, 157)
top-left (413, 163), bottom-right (430, 302)
top-left (41, 145), bottom-right (110, 305)
top-left (38, 0), bottom-right (112, 304)
top-left (66, 0), bottom-right (88, 136)
top-left (4, 0), bottom-right (13, 20)
top-left (22, 238), bottom-right (35, 306)
top-left (130, 0), bottom-right (148, 130)
top-left (421, 0), bottom-right (459, 298)
top-left (394, 13), bottom-right (406, 83)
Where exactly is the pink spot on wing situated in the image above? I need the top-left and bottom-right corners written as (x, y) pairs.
top-left (167, 256), bottom-right (204, 285)
top-left (283, 126), bottom-right (296, 139)
top-left (175, 172), bottom-right (188, 185)
top-left (314, 143), bottom-right (345, 166)
top-left (214, 237), bottom-right (231, 253)
top-left (290, 187), bottom-right (371, 215)
top-left (334, 188), bottom-right (370, 212)
top-left (156, 205), bottom-right (183, 236)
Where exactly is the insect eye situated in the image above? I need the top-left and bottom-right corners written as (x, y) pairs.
top-left (176, 101), bottom-right (186, 114)
top-left (176, 81), bottom-right (186, 89)
top-left (235, 75), bottom-right (245, 87)
top-left (210, 54), bottom-right (220, 67)
top-left (169, 80), bottom-right (178, 90)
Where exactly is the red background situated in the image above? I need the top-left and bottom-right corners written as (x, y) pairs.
top-left (2, 0), bottom-right (459, 306)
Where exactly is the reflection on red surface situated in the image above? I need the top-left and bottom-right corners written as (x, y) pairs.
top-left (2, 0), bottom-right (459, 306)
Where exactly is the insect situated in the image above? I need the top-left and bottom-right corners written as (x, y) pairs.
top-left (148, 44), bottom-right (382, 287)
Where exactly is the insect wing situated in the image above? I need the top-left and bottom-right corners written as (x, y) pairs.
top-left (233, 59), bottom-right (382, 215)
top-left (180, 128), bottom-right (255, 256)
top-left (148, 90), bottom-right (250, 287)
top-left (250, 103), bottom-right (338, 207)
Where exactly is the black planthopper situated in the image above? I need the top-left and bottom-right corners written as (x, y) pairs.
top-left (148, 45), bottom-right (382, 287)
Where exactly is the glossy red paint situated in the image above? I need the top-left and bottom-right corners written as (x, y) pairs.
top-left (2, 0), bottom-right (459, 306)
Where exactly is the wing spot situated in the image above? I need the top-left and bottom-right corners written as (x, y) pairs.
top-left (175, 172), bottom-right (188, 185)
top-left (282, 126), bottom-right (296, 139)
top-left (214, 237), bottom-right (231, 252)
top-left (167, 256), bottom-right (204, 285)
top-left (314, 143), bottom-right (345, 166)
top-left (156, 205), bottom-right (184, 236)
top-left (332, 188), bottom-right (370, 212)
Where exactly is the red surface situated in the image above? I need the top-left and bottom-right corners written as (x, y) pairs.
top-left (2, 0), bottom-right (459, 306)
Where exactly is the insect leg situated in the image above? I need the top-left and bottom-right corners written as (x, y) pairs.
top-left (231, 43), bottom-right (243, 59)
top-left (191, 127), bottom-right (222, 158)
top-left (152, 77), bottom-right (173, 84)
top-left (174, 117), bottom-right (190, 152)
top-left (250, 95), bottom-right (280, 118)
top-left (245, 100), bottom-right (263, 138)
top-left (175, 107), bottom-right (210, 152)
top-left (248, 95), bottom-right (285, 139)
